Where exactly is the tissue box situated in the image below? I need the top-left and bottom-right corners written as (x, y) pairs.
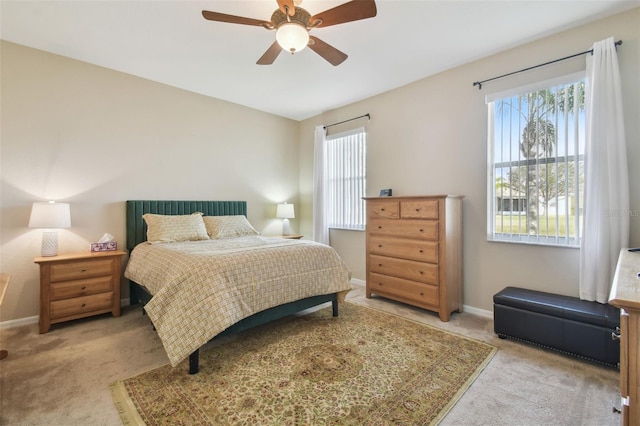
top-left (90, 242), bottom-right (117, 252)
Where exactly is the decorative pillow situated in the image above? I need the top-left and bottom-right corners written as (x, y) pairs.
top-left (143, 213), bottom-right (209, 244)
top-left (203, 215), bottom-right (259, 239)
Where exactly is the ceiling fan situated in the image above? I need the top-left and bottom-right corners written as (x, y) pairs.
top-left (201, 0), bottom-right (377, 66)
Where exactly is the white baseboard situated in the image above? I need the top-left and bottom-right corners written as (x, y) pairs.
top-left (0, 315), bottom-right (38, 329)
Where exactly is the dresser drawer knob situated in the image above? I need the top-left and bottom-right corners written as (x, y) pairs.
top-left (378, 244), bottom-right (383, 248)
top-left (81, 268), bottom-right (87, 273)
top-left (378, 263), bottom-right (383, 267)
top-left (419, 229), bottom-right (424, 232)
top-left (377, 282), bottom-right (383, 286)
top-left (420, 292), bottom-right (424, 296)
top-left (419, 271), bottom-right (424, 275)
top-left (81, 286), bottom-right (86, 290)
top-left (380, 208), bottom-right (385, 211)
top-left (415, 208), bottom-right (420, 212)
top-left (81, 303), bottom-right (86, 308)
top-left (419, 249), bottom-right (424, 253)
top-left (377, 225), bottom-right (382, 229)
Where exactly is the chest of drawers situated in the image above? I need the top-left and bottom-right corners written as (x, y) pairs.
top-left (35, 251), bottom-right (126, 333)
top-left (364, 195), bottom-right (463, 321)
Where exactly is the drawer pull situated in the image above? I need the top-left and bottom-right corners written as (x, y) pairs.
top-left (81, 286), bottom-right (87, 291)
top-left (419, 271), bottom-right (424, 275)
top-left (378, 244), bottom-right (383, 248)
top-left (381, 208), bottom-right (385, 211)
top-left (377, 282), bottom-right (383, 286)
top-left (419, 249), bottom-right (424, 253)
top-left (419, 229), bottom-right (424, 232)
top-left (378, 263), bottom-right (383, 267)
top-left (419, 292), bottom-right (424, 296)
top-left (377, 225), bottom-right (383, 229)
top-left (81, 268), bottom-right (87, 273)
top-left (81, 303), bottom-right (86, 308)
top-left (415, 208), bottom-right (420, 212)
top-left (612, 327), bottom-right (621, 341)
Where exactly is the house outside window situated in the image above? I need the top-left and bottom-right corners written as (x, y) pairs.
top-left (325, 127), bottom-right (366, 231)
top-left (487, 72), bottom-right (585, 247)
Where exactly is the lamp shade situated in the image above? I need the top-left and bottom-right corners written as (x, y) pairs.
top-left (29, 202), bottom-right (71, 229)
top-left (276, 203), bottom-right (295, 219)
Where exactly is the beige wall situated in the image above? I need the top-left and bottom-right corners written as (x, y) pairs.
top-left (0, 41), bottom-right (300, 322)
top-left (299, 8), bottom-right (640, 312)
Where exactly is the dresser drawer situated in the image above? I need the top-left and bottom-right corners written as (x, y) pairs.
top-left (369, 272), bottom-right (439, 309)
top-left (368, 200), bottom-right (399, 219)
top-left (50, 276), bottom-right (113, 301)
top-left (50, 292), bottom-right (114, 320)
top-left (368, 219), bottom-right (439, 240)
top-left (400, 199), bottom-right (439, 219)
top-left (369, 235), bottom-right (438, 263)
top-left (370, 255), bottom-right (438, 284)
top-left (50, 259), bottom-right (114, 282)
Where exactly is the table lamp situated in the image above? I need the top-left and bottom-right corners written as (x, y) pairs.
top-left (276, 202), bottom-right (295, 236)
top-left (29, 201), bottom-right (71, 256)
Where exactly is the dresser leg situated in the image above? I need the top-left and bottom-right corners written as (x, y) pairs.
top-left (0, 349), bottom-right (7, 360)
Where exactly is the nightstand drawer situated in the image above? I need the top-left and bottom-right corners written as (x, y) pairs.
top-left (50, 276), bottom-right (113, 301)
top-left (50, 292), bottom-right (113, 319)
top-left (50, 259), bottom-right (114, 282)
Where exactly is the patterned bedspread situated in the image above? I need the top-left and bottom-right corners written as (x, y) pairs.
top-left (124, 236), bottom-right (352, 366)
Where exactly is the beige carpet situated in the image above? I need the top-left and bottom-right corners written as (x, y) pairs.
top-left (0, 284), bottom-right (622, 425)
top-left (110, 302), bottom-right (496, 425)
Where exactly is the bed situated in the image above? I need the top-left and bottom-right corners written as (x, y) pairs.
top-left (124, 200), bottom-right (352, 374)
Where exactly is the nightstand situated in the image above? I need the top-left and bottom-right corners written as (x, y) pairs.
top-left (34, 251), bottom-right (126, 333)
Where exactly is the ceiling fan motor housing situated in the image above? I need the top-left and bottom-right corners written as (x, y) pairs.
top-left (271, 7), bottom-right (311, 29)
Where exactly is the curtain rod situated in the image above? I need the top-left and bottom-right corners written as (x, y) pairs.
top-left (324, 113), bottom-right (370, 129)
top-left (472, 40), bottom-right (623, 90)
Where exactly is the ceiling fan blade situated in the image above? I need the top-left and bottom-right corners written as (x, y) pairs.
top-left (308, 36), bottom-right (348, 66)
top-left (257, 41), bottom-right (283, 65)
top-left (276, 0), bottom-right (296, 16)
top-left (202, 10), bottom-right (271, 27)
top-left (310, 0), bottom-right (377, 28)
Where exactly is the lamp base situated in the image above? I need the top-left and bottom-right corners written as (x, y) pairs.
top-left (282, 218), bottom-right (293, 236)
top-left (41, 231), bottom-right (58, 257)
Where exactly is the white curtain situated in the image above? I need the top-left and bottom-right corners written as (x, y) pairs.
top-left (579, 37), bottom-right (629, 303)
top-left (313, 125), bottom-right (329, 245)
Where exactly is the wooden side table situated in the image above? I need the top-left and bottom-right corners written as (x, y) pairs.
top-left (0, 273), bottom-right (9, 359)
top-left (34, 251), bottom-right (126, 333)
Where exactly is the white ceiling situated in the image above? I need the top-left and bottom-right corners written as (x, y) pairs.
top-left (1, 0), bottom-right (638, 121)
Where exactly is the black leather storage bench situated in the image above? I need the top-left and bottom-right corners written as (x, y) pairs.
top-left (493, 286), bottom-right (620, 366)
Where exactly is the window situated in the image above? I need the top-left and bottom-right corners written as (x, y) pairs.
top-left (487, 73), bottom-right (585, 246)
top-left (325, 127), bottom-right (366, 230)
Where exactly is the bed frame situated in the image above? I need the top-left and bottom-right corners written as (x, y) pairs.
top-left (126, 200), bottom-right (338, 374)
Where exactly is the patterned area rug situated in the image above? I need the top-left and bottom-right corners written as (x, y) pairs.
top-left (111, 302), bottom-right (496, 425)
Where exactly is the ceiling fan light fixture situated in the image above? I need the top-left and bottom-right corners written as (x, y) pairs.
top-left (276, 22), bottom-right (309, 53)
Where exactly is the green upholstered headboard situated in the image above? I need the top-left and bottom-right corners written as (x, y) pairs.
top-left (126, 200), bottom-right (247, 251)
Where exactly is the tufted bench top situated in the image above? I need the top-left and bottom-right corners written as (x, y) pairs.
top-left (494, 286), bottom-right (620, 328)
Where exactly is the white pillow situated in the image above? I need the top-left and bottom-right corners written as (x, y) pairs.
top-left (143, 213), bottom-right (209, 244)
top-left (203, 215), bottom-right (259, 239)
